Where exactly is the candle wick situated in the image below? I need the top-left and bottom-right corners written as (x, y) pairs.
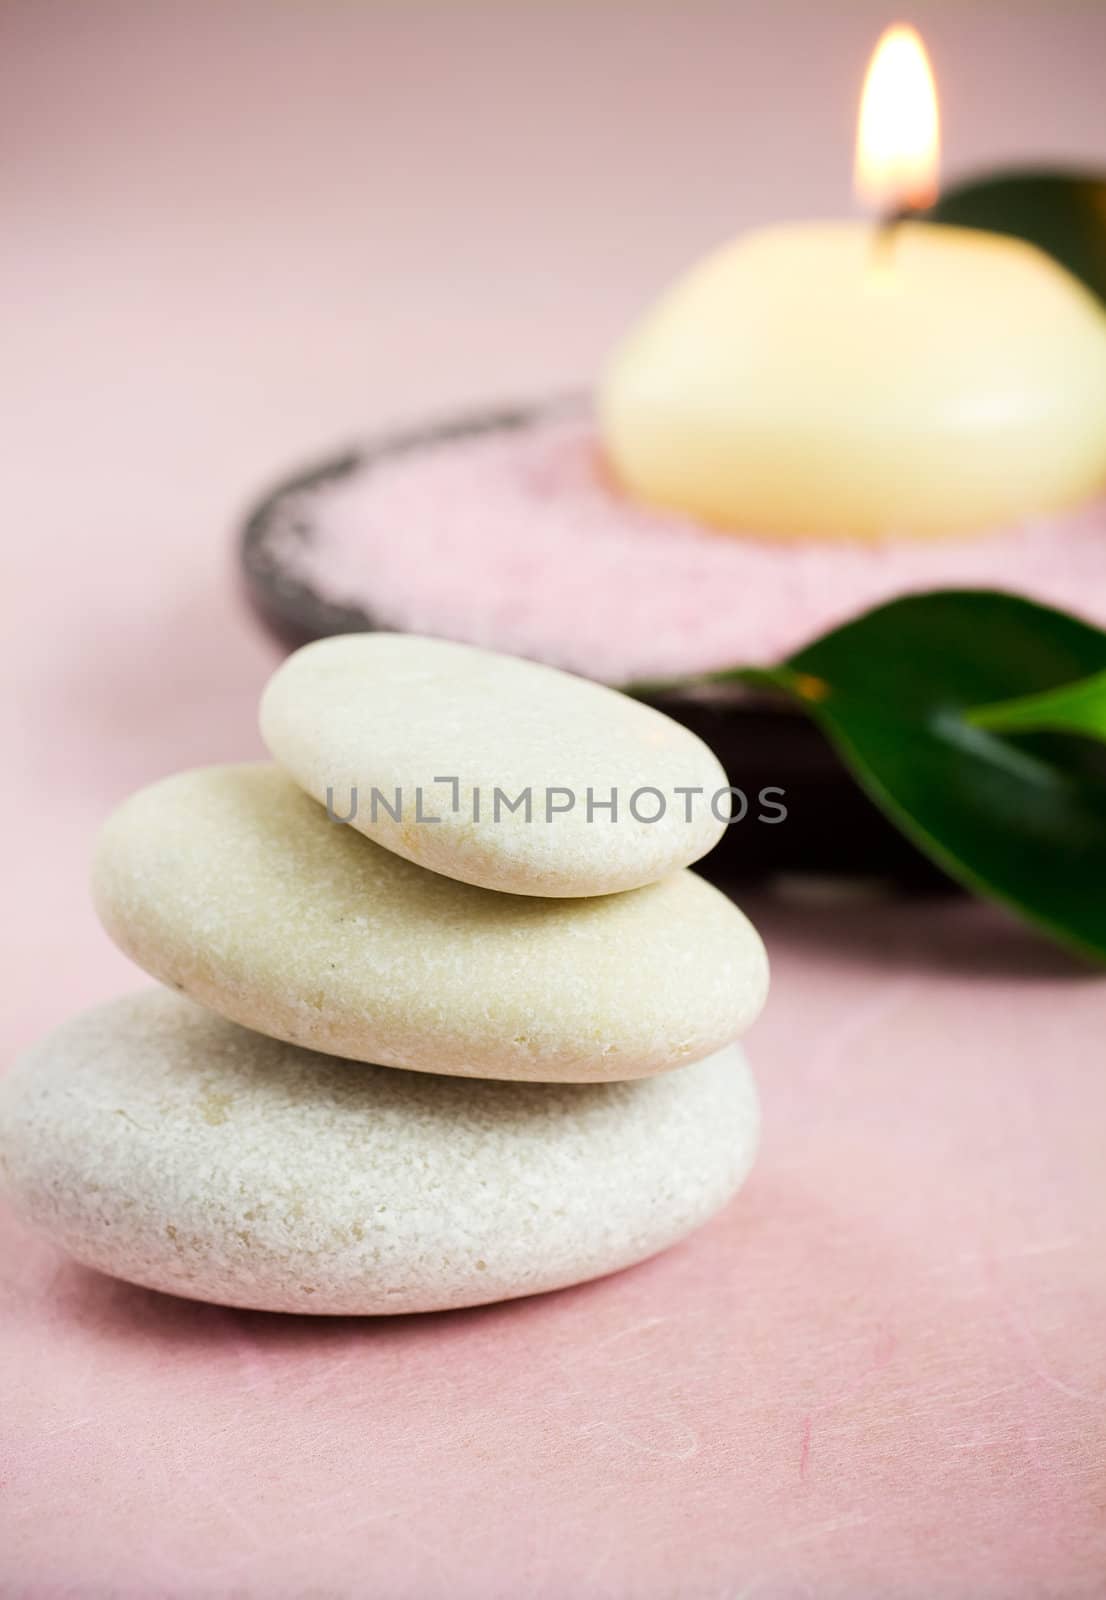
top-left (870, 204), bottom-right (919, 265)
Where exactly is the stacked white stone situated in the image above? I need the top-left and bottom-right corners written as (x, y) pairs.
top-left (0, 636), bottom-right (769, 1315)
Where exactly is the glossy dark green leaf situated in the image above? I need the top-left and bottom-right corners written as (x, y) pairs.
top-left (738, 591), bottom-right (1106, 964)
top-left (923, 167), bottom-right (1106, 306)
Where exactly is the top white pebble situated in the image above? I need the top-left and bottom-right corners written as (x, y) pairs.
top-left (260, 633), bottom-right (731, 896)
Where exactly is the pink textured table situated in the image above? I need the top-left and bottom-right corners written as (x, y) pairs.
top-left (2, 3), bottom-right (1105, 1594)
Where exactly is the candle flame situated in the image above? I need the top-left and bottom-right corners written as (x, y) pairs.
top-left (855, 24), bottom-right (940, 213)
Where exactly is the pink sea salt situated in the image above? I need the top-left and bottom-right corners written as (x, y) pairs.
top-left (273, 415), bottom-right (1106, 684)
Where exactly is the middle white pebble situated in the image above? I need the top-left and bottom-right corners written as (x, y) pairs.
top-left (92, 763), bottom-right (768, 1083)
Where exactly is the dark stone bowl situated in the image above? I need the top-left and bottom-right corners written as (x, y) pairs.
top-left (238, 402), bottom-right (945, 887)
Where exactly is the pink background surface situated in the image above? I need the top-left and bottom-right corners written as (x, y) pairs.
top-left (2, 3), bottom-right (1106, 1594)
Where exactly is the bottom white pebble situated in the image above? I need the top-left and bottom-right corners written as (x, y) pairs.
top-left (0, 989), bottom-right (759, 1315)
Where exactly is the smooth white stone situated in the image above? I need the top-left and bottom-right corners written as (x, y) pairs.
top-left (91, 765), bottom-right (768, 1083)
top-left (260, 633), bottom-right (731, 896)
top-left (0, 991), bottom-right (761, 1316)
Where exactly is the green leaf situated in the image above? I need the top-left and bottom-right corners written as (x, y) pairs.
top-left (969, 668), bottom-right (1106, 741)
top-left (924, 167), bottom-right (1106, 306)
top-left (751, 591), bottom-right (1106, 964)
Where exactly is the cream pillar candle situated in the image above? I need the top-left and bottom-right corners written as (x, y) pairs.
top-left (598, 26), bottom-right (1106, 542)
top-left (599, 220), bottom-right (1106, 541)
